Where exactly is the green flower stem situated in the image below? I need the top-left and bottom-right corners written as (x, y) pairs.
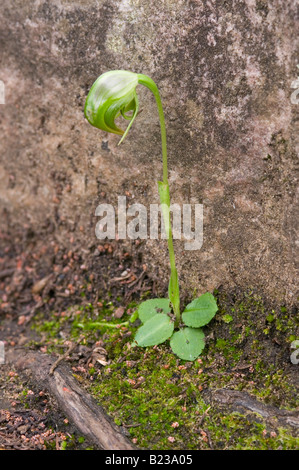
top-left (137, 74), bottom-right (180, 325)
top-left (78, 321), bottom-right (129, 330)
top-left (137, 74), bottom-right (168, 185)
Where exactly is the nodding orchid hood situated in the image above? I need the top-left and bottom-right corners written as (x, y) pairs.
top-left (84, 70), bottom-right (139, 144)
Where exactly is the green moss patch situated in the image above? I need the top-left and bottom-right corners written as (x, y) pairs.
top-left (31, 288), bottom-right (299, 450)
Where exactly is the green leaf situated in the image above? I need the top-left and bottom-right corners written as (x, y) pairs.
top-left (170, 327), bottom-right (205, 361)
top-left (182, 292), bottom-right (218, 328)
top-left (138, 298), bottom-right (171, 324)
top-left (134, 314), bottom-right (174, 347)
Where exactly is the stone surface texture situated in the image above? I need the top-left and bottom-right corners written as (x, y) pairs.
top-left (0, 0), bottom-right (298, 302)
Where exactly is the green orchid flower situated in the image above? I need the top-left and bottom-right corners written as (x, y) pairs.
top-left (84, 70), bottom-right (140, 144)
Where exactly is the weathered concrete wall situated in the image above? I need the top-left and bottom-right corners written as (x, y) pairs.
top-left (0, 0), bottom-right (298, 302)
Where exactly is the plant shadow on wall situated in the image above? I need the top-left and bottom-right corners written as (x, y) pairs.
top-left (84, 70), bottom-right (218, 361)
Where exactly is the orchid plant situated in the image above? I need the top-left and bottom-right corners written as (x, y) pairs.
top-left (84, 70), bottom-right (217, 360)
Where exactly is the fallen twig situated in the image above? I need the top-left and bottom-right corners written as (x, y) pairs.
top-left (49, 335), bottom-right (85, 375)
top-left (211, 389), bottom-right (299, 429)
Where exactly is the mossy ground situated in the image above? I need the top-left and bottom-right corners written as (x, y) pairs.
top-left (31, 287), bottom-right (299, 450)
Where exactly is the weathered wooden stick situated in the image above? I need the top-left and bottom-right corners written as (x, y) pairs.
top-left (211, 389), bottom-right (299, 429)
top-left (6, 348), bottom-right (135, 450)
